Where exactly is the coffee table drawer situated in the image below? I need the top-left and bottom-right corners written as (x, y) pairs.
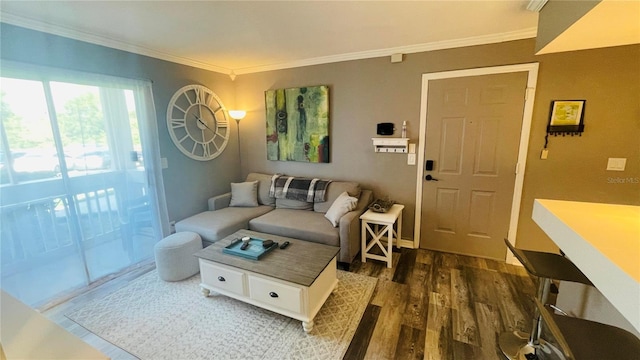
top-left (200, 261), bottom-right (246, 296)
top-left (248, 275), bottom-right (302, 314)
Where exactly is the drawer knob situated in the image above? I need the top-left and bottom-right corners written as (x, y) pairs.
top-left (269, 292), bottom-right (279, 298)
top-left (217, 276), bottom-right (226, 282)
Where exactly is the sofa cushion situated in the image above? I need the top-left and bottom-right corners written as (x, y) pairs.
top-left (249, 209), bottom-right (339, 247)
top-left (325, 191), bottom-right (358, 227)
top-left (314, 181), bottom-right (361, 213)
top-left (276, 198), bottom-right (313, 210)
top-left (245, 173), bottom-right (276, 206)
top-left (229, 181), bottom-right (258, 207)
top-left (175, 205), bottom-right (273, 243)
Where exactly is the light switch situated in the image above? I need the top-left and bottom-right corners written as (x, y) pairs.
top-left (606, 158), bottom-right (626, 171)
top-left (407, 153), bottom-right (416, 165)
top-left (161, 157), bottom-right (168, 169)
top-left (408, 143), bottom-right (416, 154)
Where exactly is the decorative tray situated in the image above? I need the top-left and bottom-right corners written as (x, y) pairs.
top-left (223, 237), bottom-right (278, 260)
top-left (369, 198), bottom-right (395, 213)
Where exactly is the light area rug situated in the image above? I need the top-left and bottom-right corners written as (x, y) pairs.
top-left (66, 269), bottom-right (376, 360)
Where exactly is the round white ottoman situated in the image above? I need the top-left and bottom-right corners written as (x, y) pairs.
top-left (154, 231), bottom-right (202, 281)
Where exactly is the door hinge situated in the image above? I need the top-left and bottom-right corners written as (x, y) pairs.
top-left (515, 163), bottom-right (520, 174)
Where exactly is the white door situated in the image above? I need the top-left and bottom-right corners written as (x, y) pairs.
top-left (420, 72), bottom-right (528, 259)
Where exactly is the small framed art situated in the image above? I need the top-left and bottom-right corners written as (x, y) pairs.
top-left (547, 100), bottom-right (585, 135)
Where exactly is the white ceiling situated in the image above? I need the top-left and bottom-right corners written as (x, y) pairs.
top-left (0, 1), bottom-right (540, 76)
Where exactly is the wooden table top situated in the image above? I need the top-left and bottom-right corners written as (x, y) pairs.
top-left (194, 229), bottom-right (339, 287)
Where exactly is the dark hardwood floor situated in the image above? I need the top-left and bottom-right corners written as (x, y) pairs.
top-left (345, 248), bottom-right (536, 360)
top-left (44, 248), bottom-right (536, 360)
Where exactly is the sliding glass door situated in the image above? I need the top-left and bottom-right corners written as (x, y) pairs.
top-left (0, 64), bottom-right (168, 307)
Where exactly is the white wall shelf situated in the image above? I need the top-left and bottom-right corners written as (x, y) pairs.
top-left (372, 138), bottom-right (409, 153)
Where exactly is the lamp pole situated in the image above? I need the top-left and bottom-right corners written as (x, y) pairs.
top-left (228, 110), bottom-right (247, 175)
top-left (236, 118), bottom-right (241, 168)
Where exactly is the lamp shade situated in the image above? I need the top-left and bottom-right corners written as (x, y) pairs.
top-left (228, 110), bottom-right (247, 120)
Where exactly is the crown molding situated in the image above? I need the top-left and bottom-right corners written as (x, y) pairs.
top-left (0, 12), bottom-right (233, 75)
top-left (2, 12), bottom-right (536, 77)
top-left (526, 0), bottom-right (549, 12)
top-left (233, 27), bottom-right (537, 75)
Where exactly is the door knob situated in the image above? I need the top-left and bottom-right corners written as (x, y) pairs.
top-left (425, 175), bottom-right (439, 181)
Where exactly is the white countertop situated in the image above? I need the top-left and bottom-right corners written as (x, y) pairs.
top-left (532, 199), bottom-right (640, 332)
top-left (1, 290), bottom-right (109, 359)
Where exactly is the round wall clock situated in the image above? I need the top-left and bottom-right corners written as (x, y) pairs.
top-left (166, 84), bottom-right (229, 161)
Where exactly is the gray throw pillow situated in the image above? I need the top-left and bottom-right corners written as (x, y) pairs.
top-left (245, 172), bottom-right (276, 206)
top-left (314, 182), bottom-right (361, 213)
top-left (229, 181), bottom-right (259, 207)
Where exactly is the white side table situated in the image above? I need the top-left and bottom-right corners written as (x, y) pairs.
top-left (360, 204), bottom-right (404, 268)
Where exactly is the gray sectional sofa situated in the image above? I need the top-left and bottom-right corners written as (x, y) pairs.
top-left (175, 172), bottom-right (373, 264)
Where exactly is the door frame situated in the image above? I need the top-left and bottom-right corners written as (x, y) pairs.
top-left (413, 63), bottom-right (539, 263)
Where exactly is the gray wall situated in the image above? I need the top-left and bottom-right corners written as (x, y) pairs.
top-left (234, 40), bottom-right (537, 242)
top-left (519, 44), bottom-right (639, 251)
top-left (4, 22), bottom-right (638, 253)
top-left (0, 23), bottom-right (240, 223)
top-left (235, 40), bottom-right (640, 252)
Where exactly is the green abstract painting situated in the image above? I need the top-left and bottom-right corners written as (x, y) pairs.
top-left (265, 85), bottom-right (329, 163)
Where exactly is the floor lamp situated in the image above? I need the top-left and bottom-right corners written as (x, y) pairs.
top-left (228, 110), bottom-right (247, 171)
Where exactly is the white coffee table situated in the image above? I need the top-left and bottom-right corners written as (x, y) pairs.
top-left (360, 204), bottom-right (404, 268)
top-left (194, 230), bottom-right (339, 333)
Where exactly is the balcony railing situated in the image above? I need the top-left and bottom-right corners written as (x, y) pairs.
top-left (1, 188), bottom-right (123, 275)
top-left (0, 172), bottom-right (158, 307)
